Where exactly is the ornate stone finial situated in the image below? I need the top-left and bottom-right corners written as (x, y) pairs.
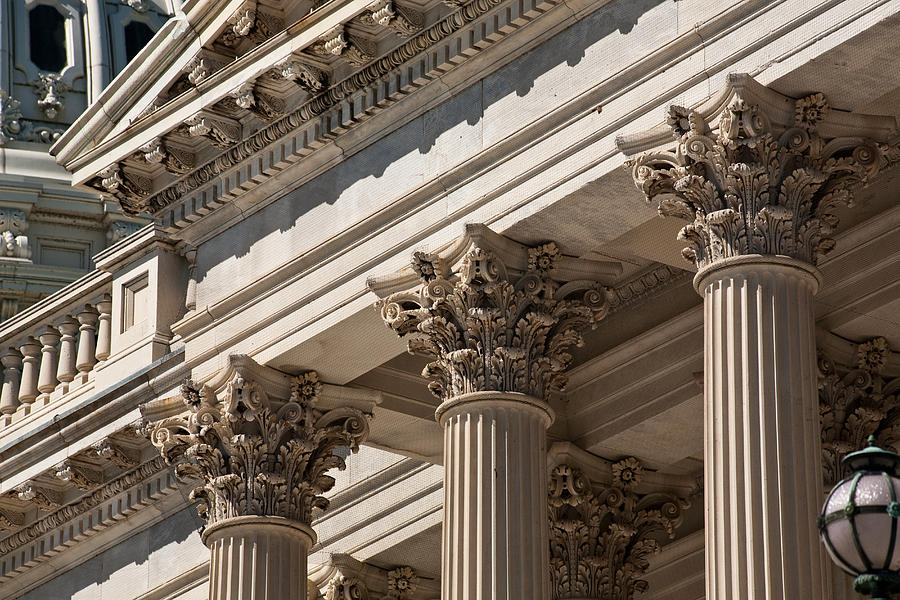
top-left (819, 337), bottom-right (900, 487)
top-left (369, 225), bottom-right (620, 402)
top-left (386, 566), bottom-right (417, 599)
top-left (149, 363), bottom-right (371, 528)
top-left (548, 462), bottom-right (689, 600)
top-left (618, 74), bottom-right (898, 271)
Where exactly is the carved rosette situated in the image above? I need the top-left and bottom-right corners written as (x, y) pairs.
top-left (386, 566), bottom-right (417, 599)
top-left (150, 370), bottom-right (370, 529)
top-left (376, 232), bottom-right (612, 402)
top-left (622, 74), bottom-right (896, 271)
top-left (548, 461), bottom-right (689, 600)
top-left (819, 337), bottom-right (900, 487)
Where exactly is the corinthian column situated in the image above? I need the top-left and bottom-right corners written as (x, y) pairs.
top-left (149, 356), bottom-right (375, 600)
top-left (370, 224), bottom-right (620, 600)
top-left (619, 73), bottom-right (898, 600)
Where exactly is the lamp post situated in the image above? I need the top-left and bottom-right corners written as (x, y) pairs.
top-left (820, 435), bottom-right (900, 600)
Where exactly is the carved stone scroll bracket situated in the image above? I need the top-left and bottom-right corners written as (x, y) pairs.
top-left (92, 439), bottom-right (142, 469)
top-left (819, 335), bottom-right (900, 488)
top-left (272, 57), bottom-right (329, 94)
top-left (97, 163), bottom-right (152, 215)
top-left (185, 51), bottom-right (230, 86)
top-left (54, 459), bottom-right (104, 491)
top-left (12, 482), bottom-right (63, 511)
top-left (313, 26), bottom-right (375, 67)
top-left (137, 137), bottom-right (194, 175)
top-left (361, 0), bottom-right (424, 37)
top-left (183, 111), bottom-right (241, 148)
top-left (367, 224), bottom-right (622, 403)
top-left (616, 73), bottom-right (900, 274)
top-left (146, 355), bottom-right (379, 530)
top-left (228, 82), bottom-right (286, 122)
top-left (0, 505), bottom-right (26, 531)
top-left (548, 460), bottom-right (690, 600)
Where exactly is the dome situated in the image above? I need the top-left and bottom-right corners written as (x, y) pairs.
top-left (0, 0), bottom-right (177, 319)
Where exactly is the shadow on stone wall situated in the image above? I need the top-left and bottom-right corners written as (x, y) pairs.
top-left (194, 0), bottom-right (666, 283)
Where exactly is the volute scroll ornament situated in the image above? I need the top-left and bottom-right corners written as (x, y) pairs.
top-left (149, 366), bottom-right (371, 528)
top-left (369, 225), bottom-right (621, 403)
top-left (618, 74), bottom-right (900, 272)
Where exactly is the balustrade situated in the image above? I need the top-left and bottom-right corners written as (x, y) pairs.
top-left (0, 279), bottom-right (114, 427)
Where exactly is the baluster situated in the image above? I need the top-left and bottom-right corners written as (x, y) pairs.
top-left (0, 349), bottom-right (22, 415)
top-left (36, 326), bottom-right (61, 401)
top-left (56, 316), bottom-right (79, 385)
top-left (18, 338), bottom-right (41, 405)
top-left (76, 306), bottom-right (99, 375)
top-left (95, 294), bottom-right (112, 361)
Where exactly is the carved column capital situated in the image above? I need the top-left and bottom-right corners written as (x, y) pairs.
top-left (149, 357), bottom-right (373, 530)
top-left (618, 73), bottom-right (899, 272)
top-left (369, 224), bottom-right (621, 402)
top-left (819, 336), bottom-right (900, 487)
top-left (548, 461), bottom-right (690, 600)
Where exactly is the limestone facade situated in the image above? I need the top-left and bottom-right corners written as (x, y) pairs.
top-left (0, 1), bottom-right (899, 599)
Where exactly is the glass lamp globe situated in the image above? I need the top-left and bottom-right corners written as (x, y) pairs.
top-left (820, 436), bottom-right (900, 599)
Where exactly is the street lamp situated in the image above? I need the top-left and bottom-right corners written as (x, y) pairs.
top-left (820, 435), bottom-right (900, 600)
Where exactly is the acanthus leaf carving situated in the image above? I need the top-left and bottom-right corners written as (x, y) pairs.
top-left (13, 482), bottom-right (63, 511)
top-left (92, 439), bottom-right (141, 469)
top-left (149, 368), bottom-right (371, 528)
top-left (326, 575), bottom-right (369, 600)
top-left (549, 461), bottom-right (689, 600)
top-left (819, 336), bottom-right (900, 488)
top-left (272, 58), bottom-right (328, 94)
top-left (372, 226), bottom-right (615, 402)
top-left (54, 459), bottom-right (104, 491)
top-left (313, 26), bottom-right (375, 67)
top-left (621, 74), bottom-right (897, 270)
top-left (184, 113), bottom-right (241, 148)
top-left (361, 0), bottom-right (424, 37)
top-left (0, 89), bottom-right (24, 146)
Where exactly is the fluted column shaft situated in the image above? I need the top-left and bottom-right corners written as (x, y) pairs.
top-left (700, 256), bottom-right (826, 600)
top-left (204, 517), bottom-right (315, 600)
top-left (438, 391), bottom-right (552, 600)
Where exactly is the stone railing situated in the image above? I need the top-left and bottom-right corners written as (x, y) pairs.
top-left (0, 270), bottom-right (112, 428)
top-left (0, 224), bottom-right (186, 433)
